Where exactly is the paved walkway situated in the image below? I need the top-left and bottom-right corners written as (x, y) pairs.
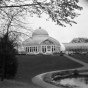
top-left (32, 55), bottom-right (88, 88)
top-left (64, 55), bottom-right (88, 68)
top-left (32, 73), bottom-right (59, 88)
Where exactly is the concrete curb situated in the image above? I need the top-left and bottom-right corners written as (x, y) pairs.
top-left (32, 68), bottom-right (82, 88)
top-left (32, 55), bottom-right (88, 88)
top-left (32, 72), bottom-right (63, 88)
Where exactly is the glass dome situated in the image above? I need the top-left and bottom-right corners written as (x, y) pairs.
top-left (32, 27), bottom-right (49, 37)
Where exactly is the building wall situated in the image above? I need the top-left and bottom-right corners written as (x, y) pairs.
top-left (24, 44), bottom-right (60, 54)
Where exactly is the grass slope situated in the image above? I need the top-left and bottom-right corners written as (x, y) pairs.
top-left (71, 54), bottom-right (88, 63)
top-left (0, 55), bottom-right (83, 88)
top-left (15, 55), bottom-right (82, 83)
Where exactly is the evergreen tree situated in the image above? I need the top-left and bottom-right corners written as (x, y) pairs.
top-left (0, 33), bottom-right (18, 80)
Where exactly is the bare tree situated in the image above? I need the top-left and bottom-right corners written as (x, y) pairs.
top-left (0, 4), bottom-right (31, 44)
top-left (0, 0), bottom-right (83, 27)
top-left (0, 3), bottom-right (31, 81)
top-left (0, 0), bottom-right (83, 81)
top-left (0, 0), bottom-right (83, 46)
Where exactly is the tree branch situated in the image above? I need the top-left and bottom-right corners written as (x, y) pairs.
top-left (0, 3), bottom-right (40, 8)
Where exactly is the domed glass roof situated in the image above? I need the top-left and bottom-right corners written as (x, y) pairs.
top-left (32, 27), bottom-right (49, 37)
top-left (23, 27), bottom-right (60, 46)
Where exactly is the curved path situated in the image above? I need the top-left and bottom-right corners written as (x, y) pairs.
top-left (32, 55), bottom-right (88, 88)
top-left (32, 73), bottom-right (59, 88)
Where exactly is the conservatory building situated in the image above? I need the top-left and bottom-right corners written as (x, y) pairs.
top-left (63, 43), bottom-right (88, 54)
top-left (23, 27), bottom-right (61, 54)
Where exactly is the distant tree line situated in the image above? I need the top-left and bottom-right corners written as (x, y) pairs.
top-left (71, 38), bottom-right (88, 43)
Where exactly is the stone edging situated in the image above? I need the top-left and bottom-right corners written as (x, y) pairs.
top-left (32, 55), bottom-right (88, 88)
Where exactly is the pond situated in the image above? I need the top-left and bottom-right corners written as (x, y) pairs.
top-left (51, 70), bottom-right (88, 88)
top-left (58, 77), bottom-right (88, 88)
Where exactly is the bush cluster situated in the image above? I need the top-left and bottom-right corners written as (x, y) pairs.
top-left (0, 33), bottom-right (18, 79)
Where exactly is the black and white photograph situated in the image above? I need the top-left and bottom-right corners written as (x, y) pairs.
top-left (0, 0), bottom-right (88, 88)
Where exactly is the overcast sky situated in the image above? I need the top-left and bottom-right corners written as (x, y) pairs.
top-left (26, 0), bottom-right (88, 44)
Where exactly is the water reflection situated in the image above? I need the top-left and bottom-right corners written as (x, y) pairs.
top-left (59, 77), bottom-right (88, 88)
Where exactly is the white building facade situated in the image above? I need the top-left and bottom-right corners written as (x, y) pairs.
top-left (23, 27), bottom-right (61, 54)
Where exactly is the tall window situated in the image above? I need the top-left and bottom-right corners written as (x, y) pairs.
top-left (42, 46), bottom-right (46, 53)
top-left (52, 46), bottom-right (53, 52)
top-left (30, 47), bottom-right (32, 52)
top-left (26, 47), bottom-right (30, 53)
top-left (36, 47), bottom-right (37, 52)
top-left (34, 47), bottom-right (35, 52)
top-left (28, 47), bottom-right (29, 52)
top-left (54, 46), bottom-right (55, 51)
top-left (42, 46), bottom-right (44, 53)
top-left (45, 46), bottom-right (46, 52)
top-left (26, 47), bottom-right (28, 52)
top-left (33, 47), bottom-right (37, 52)
top-left (32, 47), bottom-right (33, 52)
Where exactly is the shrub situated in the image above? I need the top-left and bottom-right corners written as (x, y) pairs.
top-left (0, 33), bottom-right (18, 79)
top-left (43, 73), bottom-right (53, 82)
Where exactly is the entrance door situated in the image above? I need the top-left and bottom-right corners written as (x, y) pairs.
top-left (47, 46), bottom-right (52, 54)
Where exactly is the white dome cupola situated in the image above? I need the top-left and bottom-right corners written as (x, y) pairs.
top-left (32, 27), bottom-right (49, 37)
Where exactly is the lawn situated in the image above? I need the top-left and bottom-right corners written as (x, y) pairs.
top-left (71, 54), bottom-right (88, 63)
top-left (0, 54), bottom-right (83, 88)
top-left (15, 55), bottom-right (83, 82)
